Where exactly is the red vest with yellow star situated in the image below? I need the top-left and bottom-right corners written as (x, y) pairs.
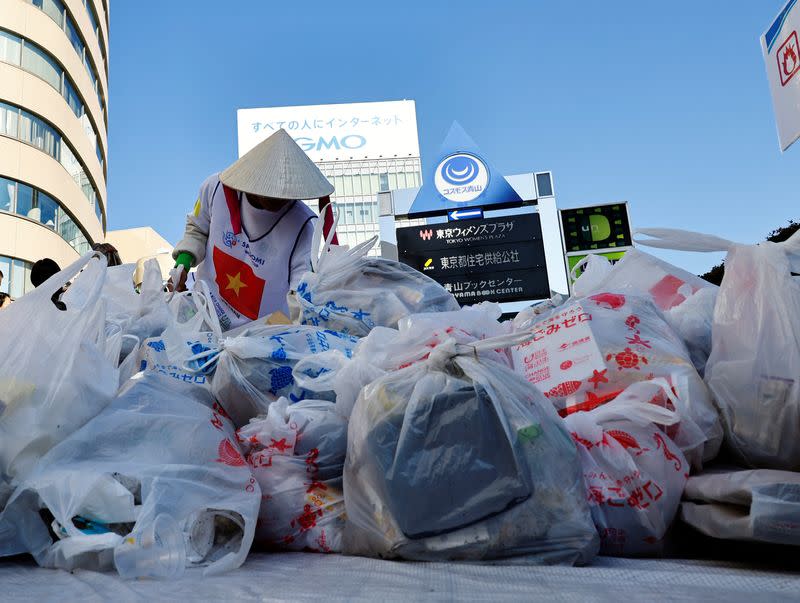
top-left (194, 177), bottom-right (315, 331)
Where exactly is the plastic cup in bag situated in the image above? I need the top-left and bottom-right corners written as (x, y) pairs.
top-left (113, 514), bottom-right (186, 580)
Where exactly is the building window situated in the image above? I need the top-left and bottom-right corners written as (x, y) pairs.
top-left (0, 255), bottom-right (33, 298)
top-left (536, 172), bottom-right (554, 198)
top-left (65, 16), bottom-right (83, 56)
top-left (379, 172), bottom-right (389, 192)
top-left (21, 43), bottom-right (62, 92)
top-left (0, 177), bottom-right (14, 212)
top-left (0, 31), bottom-right (106, 169)
top-left (0, 30), bottom-right (21, 65)
top-left (0, 175), bottom-right (93, 252)
top-left (15, 183), bottom-right (34, 217)
top-left (0, 102), bottom-right (104, 230)
top-left (0, 102), bottom-right (19, 138)
top-left (38, 191), bottom-right (59, 228)
top-left (36, 0), bottom-right (66, 28)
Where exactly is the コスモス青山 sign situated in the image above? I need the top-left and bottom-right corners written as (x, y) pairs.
top-left (405, 121), bottom-right (524, 218)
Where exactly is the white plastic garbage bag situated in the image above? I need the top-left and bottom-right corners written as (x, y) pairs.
top-left (288, 213), bottom-right (459, 336)
top-left (681, 468), bottom-right (800, 546)
top-left (663, 287), bottom-right (717, 377)
top-left (0, 373), bottom-right (259, 576)
top-left (343, 333), bottom-right (599, 564)
top-left (571, 248), bottom-right (714, 311)
top-left (510, 292), bottom-right (720, 467)
top-left (190, 324), bottom-right (359, 428)
top-left (564, 380), bottom-right (689, 556)
top-left (0, 253), bottom-right (118, 486)
top-left (570, 249), bottom-right (718, 375)
top-left (103, 260), bottom-right (171, 371)
top-left (295, 303), bottom-right (511, 418)
top-left (238, 398), bottom-right (347, 552)
top-left (130, 281), bottom-right (224, 387)
top-left (638, 228), bottom-right (800, 470)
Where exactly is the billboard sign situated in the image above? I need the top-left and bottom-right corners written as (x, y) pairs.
top-left (406, 121), bottom-right (523, 218)
top-left (237, 100), bottom-right (420, 161)
top-left (396, 213), bottom-right (549, 304)
top-left (762, 0), bottom-right (800, 151)
top-left (560, 202), bottom-right (632, 254)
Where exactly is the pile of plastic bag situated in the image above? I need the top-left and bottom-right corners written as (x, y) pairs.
top-left (2, 218), bottom-right (800, 579)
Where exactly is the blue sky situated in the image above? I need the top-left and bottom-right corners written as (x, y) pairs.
top-left (108, 0), bottom-right (798, 275)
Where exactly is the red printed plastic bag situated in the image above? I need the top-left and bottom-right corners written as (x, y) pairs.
top-left (638, 228), bottom-right (800, 470)
top-left (511, 292), bottom-right (720, 468)
top-left (238, 398), bottom-right (347, 552)
top-left (571, 248), bottom-right (713, 312)
top-left (564, 380), bottom-right (688, 556)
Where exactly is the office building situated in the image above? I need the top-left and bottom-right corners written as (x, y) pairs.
top-left (237, 100), bottom-right (421, 255)
top-left (0, 0), bottom-right (109, 298)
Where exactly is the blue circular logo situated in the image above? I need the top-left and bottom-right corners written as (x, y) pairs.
top-left (440, 155), bottom-right (480, 186)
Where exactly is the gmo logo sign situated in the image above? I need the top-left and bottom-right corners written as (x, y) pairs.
top-left (434, 152), bottom-right (489, 202)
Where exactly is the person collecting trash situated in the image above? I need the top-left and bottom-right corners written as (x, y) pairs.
top-left (170, 129), bottom-right (336, 331)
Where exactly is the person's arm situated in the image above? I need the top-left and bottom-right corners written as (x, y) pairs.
top-left (170, 177), bottom-right (217, 291)
top-left (172, 176), bottom-right (217, 268)
top-left (288, 216), bottom-right (316, 291)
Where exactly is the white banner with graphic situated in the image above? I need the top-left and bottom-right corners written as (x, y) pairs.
top-left (762, 0), bottom-right (800, 151)
top-left (237, 100), bottom-right (420, 162)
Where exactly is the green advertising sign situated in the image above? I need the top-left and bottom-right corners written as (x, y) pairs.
top-left (560, 203), bottom-right (632, 253)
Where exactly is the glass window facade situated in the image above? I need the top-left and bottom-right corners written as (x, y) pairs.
top-left (0, 30), bottom-right (21, 64)
top-left (25, 0), bottom-right (107, 80)
top-left (21, 42), bottom-right (62, 91)
top-left (0, 176), bottom-right (93, 253)
top-left (0, 255), bottom-right (34, 298)
top-left (0, 101), bottom-right (104, 231)
top-left (316, 157), bottom-right (422, 256)
top-left (0, 30), bottom-right (105, 170)
top-left (41, 0), bottom-right (66, 28)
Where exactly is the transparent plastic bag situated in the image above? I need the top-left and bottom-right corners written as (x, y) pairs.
top-left (0, 254), bottom-right (119, 485)
top-left (681, 468), bottom-right (800, 545)
top-left (564, 380), bottom-right (688, 556)
top-left (295, 304), bottom-right (511, 418)
top-left (571, 247), bottom-right (715, 312)
top-left (288, 210), bottom-right (459, 336)
top-left (189, 324), bottom-right (359, 428)
top-left (510, 292), bottom-right (720, 468)
top-left (343, 334), bottom-right (599, 563)
top-left (0, 373), bottom-right (259, 576)
top-left (130, 280), bottom-right (224, 387)
top-left (638, 228), bottom-right (800, 470)
top-left (238, 398), bottom-right (347, 552)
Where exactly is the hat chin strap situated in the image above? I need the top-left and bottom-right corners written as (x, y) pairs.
top-left (318, 196), bottom-right (339, 246)
top-left (222, 185), bottom-right (243, 236)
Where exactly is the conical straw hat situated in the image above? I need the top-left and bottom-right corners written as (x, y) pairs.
top-left (220, 129), bottom-right (334, 199)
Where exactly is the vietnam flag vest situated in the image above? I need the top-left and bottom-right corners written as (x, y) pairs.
top-left (195, 181), bottom-right (315, 331)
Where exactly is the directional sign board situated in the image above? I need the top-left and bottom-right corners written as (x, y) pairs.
top-left (396, 213), bottom-right (550, 304)
top-left (448, 208), bottom-right (484, 221)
